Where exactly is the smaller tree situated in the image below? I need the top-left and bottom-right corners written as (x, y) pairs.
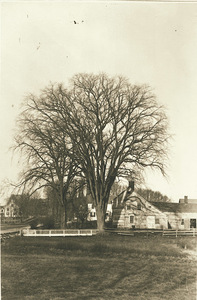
top-left (14, 85), bottom-right (81, 228)
top-left (71, 196), bottom-right (89, 225)
top-left (45, 178), bottom-right (86, 227)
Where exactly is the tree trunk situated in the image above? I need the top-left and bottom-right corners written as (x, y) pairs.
top-left (59, 205), bottom-right (66, 228)
top-left (96, 205), bottom-right (105, 232)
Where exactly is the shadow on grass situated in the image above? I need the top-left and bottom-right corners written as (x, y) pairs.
top-left (1, 235), bottom-right (197, 300)
top-left (2, 235), bottom-right (196, 258)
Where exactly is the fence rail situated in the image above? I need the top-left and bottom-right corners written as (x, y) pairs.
top-left (22, 229), bottom-right (98, 237)
top-left (163, 229), bottom-right (197, 237)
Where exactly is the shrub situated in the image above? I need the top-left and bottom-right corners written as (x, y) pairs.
top-left (41, 216), bottom-right (55, 229)
top-left (29, 218), bottom-right (39, 229)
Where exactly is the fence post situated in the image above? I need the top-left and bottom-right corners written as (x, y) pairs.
top-left (78, 230), bottom-right (80, 236)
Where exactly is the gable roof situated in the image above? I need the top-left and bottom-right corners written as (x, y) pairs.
top-left (113, 188), bottom-right (166, 214)
top-left (113, 185), bottom-right (197, 214)
top-left (152, 202), bottom-right (197, 213)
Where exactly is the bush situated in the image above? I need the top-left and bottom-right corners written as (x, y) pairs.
top-left (29, 216), bottom-right (54, 229)
top-left (29, 218), bottom-right (39, 229)
top-left (40, 216), bottom-right (55, 229)
top-left (66, 220), bottom-right (97, 229)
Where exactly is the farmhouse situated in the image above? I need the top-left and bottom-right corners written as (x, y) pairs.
top-left (0, 198), bottom-right (21, 223)
top-left (112, 183), bottom-right (197, 230)
top-left (87, 203), bottom-right (112, 222)
top-left (112, 183), bottom-right (168, 229)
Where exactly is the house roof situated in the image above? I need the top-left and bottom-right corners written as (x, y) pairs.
top-left (179, 198), bottom-right (197, 204)
top-left (152, 202), bottom-right (197, 213)
top-left (113, 186), bottom-right (197, 214)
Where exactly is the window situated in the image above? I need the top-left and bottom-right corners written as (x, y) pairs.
top-left (6, 208), bottom-right (9, 211)
top-left (190, 219), bottom-right (196, 228)
top-left (137, 203), bottom-right (141, 210)
top-left (126, 205), bottom-right (131, 210)
top-left (155, 218), bottom-right (160, 224)
top-left (130, 216), bottom-right (134, 223)
top-left (90, 212), bottom-right (95, 217)
top-left (181, 219), bottom-right (184, 225)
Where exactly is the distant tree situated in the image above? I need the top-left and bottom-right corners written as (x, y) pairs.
top-left (44, 179), bottom-right (86, 227)
top-left (14, 85), bottom-right (80, 228)
top-left (56, 73), bottom-right (170, 232)
top-left (70, 195), bottom-right (89, 225)
top-left (8, 194), bottom-right (30, 219)
top-left (137, 188), bottom-right (171, 202)
top-left (8, 193), bottom-right (52, 220)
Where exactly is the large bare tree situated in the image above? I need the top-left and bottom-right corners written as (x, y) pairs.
top-left (57, 73), bottom-right (170, 232)
top-left (14, 73), bottom-right (170, 232)
top-left (14, 85), bottom-right (80, 228)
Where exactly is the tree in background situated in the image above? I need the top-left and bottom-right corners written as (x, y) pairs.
top-left (137, 188), bottom-right (171, 202)
top-left (44, 179), bottom-right (86, 227)
top-left (57, 73), bottom-right (170, 232)
top-left (7, 193), bottom-right (52, 221)
top-left (69, 195), bottom-right (89, 225)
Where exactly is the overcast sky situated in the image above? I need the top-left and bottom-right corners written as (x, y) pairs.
top-left (1, 1), bottom-right (197, 203)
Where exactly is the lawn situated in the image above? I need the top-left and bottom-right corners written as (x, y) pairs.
top-left (1, 234), bottom-right (197, 300)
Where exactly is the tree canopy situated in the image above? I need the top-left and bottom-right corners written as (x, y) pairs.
top-left (14, 73), bottom-right (170, 231)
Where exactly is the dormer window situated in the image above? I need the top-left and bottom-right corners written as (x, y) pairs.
top-left (126, 205), bottom-right (131, 210)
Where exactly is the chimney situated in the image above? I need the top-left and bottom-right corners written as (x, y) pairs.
top-left (127, 181), bottom-right (134, 194)
top-left (184, 196), bottom-right (188, 203)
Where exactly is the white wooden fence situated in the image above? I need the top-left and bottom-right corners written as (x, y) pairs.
top-left (22, 229), bottom-right (98, 237)
top-left (163, 229), bottom-right (197, 237)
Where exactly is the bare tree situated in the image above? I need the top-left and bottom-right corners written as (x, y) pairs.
top-left (57, 73), bottom-right (170, 232)
top-left (14, 85), bottom-right (80, 228)
top-left (137, 188), bottom-right (171, 202)
top-left (14, 73), bottom-right (170, 232)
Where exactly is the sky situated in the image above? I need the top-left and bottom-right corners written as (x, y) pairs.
top-left (1, 1), bottom-right (197, 203)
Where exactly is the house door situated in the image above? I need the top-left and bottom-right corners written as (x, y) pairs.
top-left (190, 219), bottom-right (196, 228)
top-left (146, 216), bottom-right (155, 229)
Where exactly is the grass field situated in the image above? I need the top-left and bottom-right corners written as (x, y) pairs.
top-left (1, 234), bottom-right (197, 300)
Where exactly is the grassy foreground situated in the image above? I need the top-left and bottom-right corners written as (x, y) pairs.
top-left (1, 235), bottom-right (197, 300)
